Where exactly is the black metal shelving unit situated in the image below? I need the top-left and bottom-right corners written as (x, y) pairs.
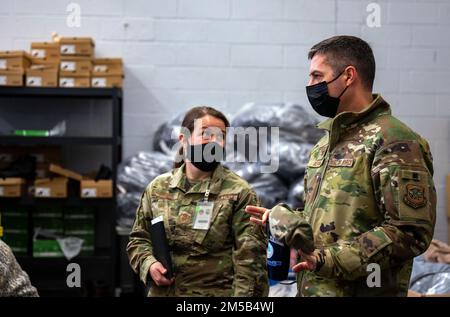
top-left (0, 87), bottom-right (122, 297)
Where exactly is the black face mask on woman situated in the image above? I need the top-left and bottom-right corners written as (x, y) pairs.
top-left (305, 70), bottom-right (349, 118)
top-left (186, 142), bottom-right (224, 172)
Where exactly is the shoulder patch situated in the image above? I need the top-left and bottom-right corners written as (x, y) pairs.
top-left (403, 183), bottom-right (427, 209)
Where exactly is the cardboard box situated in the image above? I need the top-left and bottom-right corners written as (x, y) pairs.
top-left (92, 58), bottom-right (123, 76)
top-left (49, 164), bottom-right (83, 181)
top-left (26, 65), bottom-right (58, 87)
top-left (34, 177), bottom-right (68, 198)
top-left (64, 211), bottom-right (94, 234)
top-left (33, 239), bottom-right (64, 257)
top-left (0, 178), bottom-right (26, 197)
top-left (33, 217), bottom-right (64, 235)
top-left (59, 74), bottom-right (90, 88)
top-left (91, 74), bottom-right (123, 88)
top-left (1, 211), bottom-right (28, 232)
top-left (0, 50), bottom-right (31, 70)
top-left (80, 180), bottom-right (113, 198)
top-left (30, 42), bottom-right (60, 63)
top-left (59, 37), bottom-right (95, 57)
top-left (60, 56), bottom-right (92, 75)
top-left (0, 69), bottom-right (24, 86)
top-left (2, 232), bottom-right (28, 254)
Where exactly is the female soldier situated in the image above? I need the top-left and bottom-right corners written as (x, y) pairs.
top-left (127, 106), bottom-right (268, 297)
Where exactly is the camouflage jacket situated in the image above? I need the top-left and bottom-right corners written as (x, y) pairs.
top-left (127, 163), bottom-right (269, 297)
top-left (0, 240), bottom-right (38, 297)
top-left (269, 94), bottom-right (436, 296)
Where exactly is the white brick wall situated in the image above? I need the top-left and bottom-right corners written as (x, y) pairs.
top-left (0, 0), bottom-right (449, 242)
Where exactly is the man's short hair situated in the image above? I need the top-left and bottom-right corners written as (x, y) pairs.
top-left (308, 35), bottom-right (376, 91)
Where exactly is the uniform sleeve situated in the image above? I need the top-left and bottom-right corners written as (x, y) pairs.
top-left (313, 140), bottom-right (436, 280)
top-left (0, 241), bottom-right (38, 297)
top-left (268, 203), bottom-right (315, 254)
top-left (126, 186), bottom-right (158, 285)
top-left (231, 189), bottom-right (269, 297)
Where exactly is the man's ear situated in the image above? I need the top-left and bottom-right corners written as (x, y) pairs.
top-left (344, 66), bottom-right (357, 86)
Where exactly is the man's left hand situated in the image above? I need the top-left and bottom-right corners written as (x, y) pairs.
top-left (292, 249), bottom-right (317, 272)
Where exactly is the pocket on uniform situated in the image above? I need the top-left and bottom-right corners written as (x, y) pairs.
top-left (194, 203), bottom-right (229, 250)
top-left (305, 172), bottom-right (321, 205)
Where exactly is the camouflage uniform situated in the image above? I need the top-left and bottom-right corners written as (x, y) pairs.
top-left (127, 163), bottom-right (269, 297)
top-left (269, 94), bottom-right (436, 296)
top-left (0, 240), bottom-right (38, 297)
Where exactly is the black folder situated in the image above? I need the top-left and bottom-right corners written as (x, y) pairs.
top-left (150, 216), bottom-right (174, 279)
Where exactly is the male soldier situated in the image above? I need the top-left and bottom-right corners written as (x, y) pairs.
top-left (246, 36), bottom-right (436, 297)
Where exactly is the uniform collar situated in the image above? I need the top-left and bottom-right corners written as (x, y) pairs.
top-left (169, 163), bottom-right (225, 194)
top-left (317, 94), bottom-right (391, 132)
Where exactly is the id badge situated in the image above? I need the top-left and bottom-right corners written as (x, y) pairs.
top-left (192, 201), bottom-right (214, 230)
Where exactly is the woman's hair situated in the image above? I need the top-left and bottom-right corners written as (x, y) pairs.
top-left (174, 106), bottom-right (230, 168)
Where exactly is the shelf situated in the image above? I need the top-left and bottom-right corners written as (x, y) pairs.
top-left (0, 87), bottom-right (122, 99)
top-left (0, 196), bottom-right (116, 207)
top-left (17, 254), bottom-right (115, 294)
top-left (0, 136), bottom-right (120, 146)
top-left (0, 84), bottom-right (122, 296)
top-left (17, 254), bottom-right (113, 265)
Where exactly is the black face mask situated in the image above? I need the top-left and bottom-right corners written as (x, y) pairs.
top-left (305, 70), bottom-right (349, 118)
top-left (186, 142), bottom-right (224, 172)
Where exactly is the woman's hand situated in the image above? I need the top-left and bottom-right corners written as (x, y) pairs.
top-left (149, 261), bottom-right (175, 286)
top-left (245, 205), bottom-right (270, 226)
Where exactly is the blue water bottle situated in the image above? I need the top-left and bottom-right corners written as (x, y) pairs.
top-left (267, 230), bottom-right (290, 281)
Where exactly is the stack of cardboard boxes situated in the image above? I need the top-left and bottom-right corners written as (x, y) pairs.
top-left (0, 51), bottom-right (32, 86)
top-left (58, 37), bottom-right (94, 88)
top-left (0, 36), bottom-right (124, 88)
top-left (33, 206), bottom-right (95, 258)
top-left (0, 146), bottom-right (61, 198)
top-left (27, 42), bottom-right (60, 87)
top-left (0, 206), bottom-right (95, 258)
top-left (0, 146), bottom-right (112, 199)
top-left (91, 58), bottom-right (124, 88)
top-left (34, 163), bottom-right (113, 199)
top-left (0, 208), bottom-right (28, 255)
top-left (63, 207), bottom-right (95, 255)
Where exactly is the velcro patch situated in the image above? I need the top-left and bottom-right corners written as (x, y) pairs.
top-left (403, 183), bottom-right (427, 209)
top-left (217, 194), bottom-right (238, 201)
top-left (329, 158), bottom-right (354, 167)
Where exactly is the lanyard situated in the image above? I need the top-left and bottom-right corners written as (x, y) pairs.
top-left (203, 185), bottom-right (210, 202)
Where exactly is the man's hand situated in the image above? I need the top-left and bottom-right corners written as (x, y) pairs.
top-left (149, 261), bottom-right (175, 286)
top-left (245, 205), bottom-right (270, 226)
top-left (292, 249), bottom-right (317, 273)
